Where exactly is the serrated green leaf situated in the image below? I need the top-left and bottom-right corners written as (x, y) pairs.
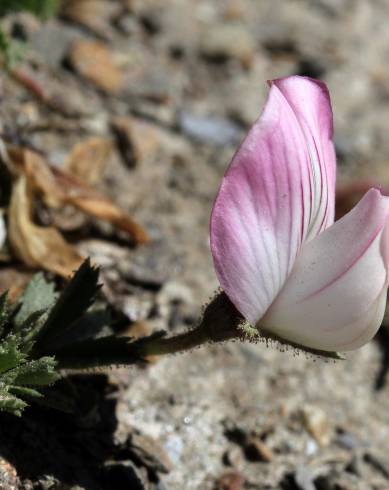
top-left (14, 273), bottom-right (58, 329)
top-left (14, 356), bottom-right (60, 386)
top-left (34, 260), bottom-right (101, 353)
top-left (0, 389), bottom-right (27, 416)
top-left (9, 385), bottom-right (43, 399)
top-left (0, 334), bottom-right (26, 375)
top-left (19, 310), bottom-right (52, 354)
top-left (42, 309), bottom-right (111, 351)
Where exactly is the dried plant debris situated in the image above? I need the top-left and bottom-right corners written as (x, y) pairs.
top-left (65, 136), bottom-right (113, 185)
top-left (8, 175), bottom-right (84, 278)
top-left (1, 144), bottom-right (149, 275)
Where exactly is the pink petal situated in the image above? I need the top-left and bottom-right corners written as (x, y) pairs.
top-left (210, 76), bottom-right (336, 325)
top-left (261, 189), bottom-right (389, 351)
top-left (273, 76), bottom-right (336, 238)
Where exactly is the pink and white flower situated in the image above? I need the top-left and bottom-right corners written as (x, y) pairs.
top-left (210, 76), bottom-right (389, 352)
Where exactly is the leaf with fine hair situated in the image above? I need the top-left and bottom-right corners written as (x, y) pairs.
top-left (13, 357), bottom-right (59, 386)
top-left (32, 259), bottom-right (101, 354)
top-left (0, 335), bottom-right (26, 375)
top-left (0, 390), bottom-right (27, 417)
top-left (14, 273), bottom-right (58, 328)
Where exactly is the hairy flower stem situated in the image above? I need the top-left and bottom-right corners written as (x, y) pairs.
top-left (134, 292), bottom-right (244, 358)
top-left (135, 328), bottom-right (211, 356)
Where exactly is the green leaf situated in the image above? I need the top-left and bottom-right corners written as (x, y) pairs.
top-left (14, 273), bottom-right (58, 329)
top-left (0, 334), bottom-right (26, 375)
top-left (9, 385), bottom-right (43, 399)
top-left (0, 389), bottom-right (27, 416)
top-left (14, 357), bottom-right (60, 386)
top-left (34, 260), bottom-right (101, 353)
top-left (0, 0), bottom-right (61, 20)
top-left (0, 28), bottom-right (26, 69)
top-left (42, 309), bottom-right (112, 351)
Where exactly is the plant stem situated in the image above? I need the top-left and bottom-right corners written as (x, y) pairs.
top-left (133, 292), bottom-right (243, 358)
top-left (134, 327), bottom-right (211, 357)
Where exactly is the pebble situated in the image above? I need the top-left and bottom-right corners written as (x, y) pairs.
top-left (111, 116), bottom-right (161, 167)
top-left (67, 39), bottom-right (125, 94)
top-left (214, 471), bottom-right (245, 490)
top-left (164, 434), bottom-right (184, 465)
top-left (335, 432), bottom-right (361, 451)
top-left (302, 405), bottom-right (331, 447)
top-left (178, 111), bottom-right (242, 147)
top-left (223, 446), bottom-right (245, 469)
top-left (30, 22), bottom-right (81, 67)
top-left (199, 23), bottom-right (256, 68)
top-left (294, 465), bottom-right (316, 490)
top-left (244, 436), bottom-right (274, 462)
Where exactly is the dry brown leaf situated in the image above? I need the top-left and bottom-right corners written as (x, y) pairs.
top-left (8, 148), bottom-right (149, 245)
top-left (65, 137), bottom-right (113, 185)
top-left (68, 40), bottom-right (124, 94)
top-left (8, 176), bottom-right (83, 278)
top-left (52, 168), bottom-right (150, 244)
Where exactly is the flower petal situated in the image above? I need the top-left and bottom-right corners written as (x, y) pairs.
top-left (273, 76), bottom-right (336, 238)
top-left (210, 76), bottom-right (336, 325)
top-left (261, 189), bottom-right (389, 351)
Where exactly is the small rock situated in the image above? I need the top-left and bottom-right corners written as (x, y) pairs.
top-left (157, 280), bottom-right (196, 329)
top-left (335, 432), bottom-right (361, 451)
top-left (223, 446), bottom-right (245, 469)
top-left (294, 465), bottom-right (316, 490)
top-left (244, 436), bottom-right (274, 462)
top-left (126, 430), bottom-right (173, 475)
top-left (0, 458), bottom-right (18, 490)
top-left (111, 116), bottom-right (161, 167)
top-left (178, 111), bottom-right (242, 147)
top-left (61, 0), bottom-right (122, 41)
top-left (164, 434), bottom-right (184, 465)
top-left (302, 405), bottom-right (331, 447)
top-left (120, 242), bottom-right (179, 290)
top-left (199, 23), bottom-right (256, 68)
top-left (67, 39), bottom-right (124, 94)
top-left (214, 471), bottom-right (245, 490)
top-left (30, 22), bottom-right (81, 67)
top-left (125, 66), bottom-right (172, 104)
top-left (122, 293), bottom-right (154, 322)
top-left (305, 438), bottom-right (319, 456)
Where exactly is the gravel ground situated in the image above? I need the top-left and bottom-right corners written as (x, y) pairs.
top-left (1, 1), bottom-right (389, 489)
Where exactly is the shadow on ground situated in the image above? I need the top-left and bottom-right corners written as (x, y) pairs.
top-left (0, 375), bottom-right (145, 490)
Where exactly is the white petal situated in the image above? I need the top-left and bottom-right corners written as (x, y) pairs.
top-left (261, 189), bottom-right (389, 351)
